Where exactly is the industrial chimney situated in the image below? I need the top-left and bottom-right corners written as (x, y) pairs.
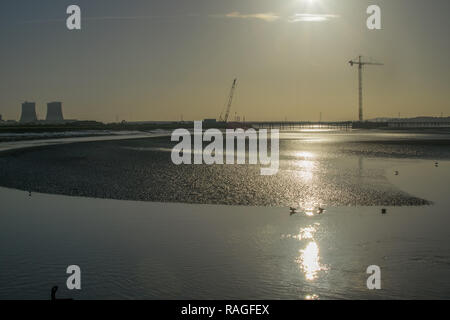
top-left (46, 102), bottom-right (64, 122)
top-left (20, 102), bottom-right (38, 123)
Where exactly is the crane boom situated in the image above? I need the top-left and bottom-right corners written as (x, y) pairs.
top-left (220, 78), bottom-right (237, 123)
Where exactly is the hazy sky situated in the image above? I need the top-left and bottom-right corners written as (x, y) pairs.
top-left (0, 0), bottom-right (449, 122)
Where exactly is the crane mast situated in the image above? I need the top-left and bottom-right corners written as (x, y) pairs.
top-left (220, 78), bottom-right (237, 123)
top-left (349, 56), bottom-right (383, 121)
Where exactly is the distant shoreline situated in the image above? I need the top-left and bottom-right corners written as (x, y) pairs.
top-left (1, 122), bottom-right (450, 143)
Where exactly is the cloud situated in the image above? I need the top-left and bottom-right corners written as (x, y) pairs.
top-left (288, 14), bottom-right (339, 22)
top-left (224, 12), bottom-right (280, 22)
top-left (217, 12), bottom-right (338, 23)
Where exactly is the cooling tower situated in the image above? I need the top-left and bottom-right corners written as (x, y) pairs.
top-left (46, 102), bottom-right (64, 122)
top-left (20, 102), bottom-right (38, 123)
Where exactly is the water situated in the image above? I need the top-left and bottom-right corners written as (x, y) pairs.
top-left (1, 130), bottom-right (449, 206)
top-left (0, 130), bottom-right (450, 299)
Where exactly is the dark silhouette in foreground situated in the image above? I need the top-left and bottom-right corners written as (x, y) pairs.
top-left (51, 286), bottom-right (73, 301)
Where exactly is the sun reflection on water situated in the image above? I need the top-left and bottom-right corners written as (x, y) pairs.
top-left (294, 160), bottom-right (315, 182)
top-left (293, 223), bottom-right (319, 240)
top-left (294, 151), bottom-right (315, 159)
top-left (305, 294), bottom-right (319, 300)
top-left (298, 201), bottom-right (325, 216)
top-left (290, 224), bottom-right (328, 281)
top-left (298, 241), bottom-right (325, 281)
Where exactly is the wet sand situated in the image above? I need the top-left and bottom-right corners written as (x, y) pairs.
top-left (1, 132), bottom-right (447, 206)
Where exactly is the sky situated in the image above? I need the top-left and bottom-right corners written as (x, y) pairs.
top-left (0, 0), bottom-right (449, 122)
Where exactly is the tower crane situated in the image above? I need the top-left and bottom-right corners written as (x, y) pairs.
top-left (349, 56), bottom-right (383, 121)
top-left (219, 78), bottom-right (237, 123)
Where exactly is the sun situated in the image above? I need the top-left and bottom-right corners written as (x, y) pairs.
top-left (298, 0), bottom-right (321, 7)
top-left (288, 0), bottom-right (322, 10)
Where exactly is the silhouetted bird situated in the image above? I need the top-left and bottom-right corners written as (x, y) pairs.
top-left (51, 286), bottom-right (73, 301)
top-left (395, 171), bottom-right (399, 176)
top-left (381, 208), bottom-right (387, 214)
top-left (289, 207), bottom-right (298, 215)
top-left (318, 207), bottom-right (325, 214)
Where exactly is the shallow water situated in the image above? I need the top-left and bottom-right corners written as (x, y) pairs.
top-left (0, 130), bottom-right (450, 299)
